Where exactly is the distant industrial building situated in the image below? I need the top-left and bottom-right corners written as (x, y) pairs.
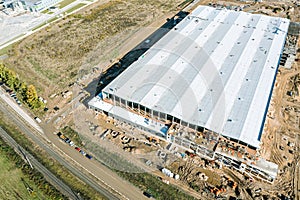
top-left (89, 6), bottom-right (290, 182)
top-left (22, 0), bottom-right (61, 12)
top-left (1, 0), bottom-right (61, 11)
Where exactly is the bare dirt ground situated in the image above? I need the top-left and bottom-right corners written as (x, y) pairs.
top-left (234, 34), bottom-right (300, 199)
top-left (198, 0), bottom-right (300, 22)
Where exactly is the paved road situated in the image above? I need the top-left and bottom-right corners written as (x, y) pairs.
top-left (0, 98), bottom-right (119, 200)
top-left (0, 89), bottom-right (43, 133)
top-left (0, 0), bottom-right (98, 50)
top-left (0, 87), bottom-right (148, 199)
top-left (0, 126), bottom-right (81, 200)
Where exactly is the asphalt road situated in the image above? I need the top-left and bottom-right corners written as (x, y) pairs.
top-left (0, 0), bottom-right (97, 49)
top-left (0, 98), bottom-right (119, 200)
top-left (0, 126), bottom-right (81, 200)
top-left (0, 87), bottom-right (148, 200)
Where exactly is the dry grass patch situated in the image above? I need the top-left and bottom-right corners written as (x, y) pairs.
top-left (3, 0), bottom-right (183, 101)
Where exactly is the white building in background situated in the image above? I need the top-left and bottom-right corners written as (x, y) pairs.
top-left (21, 0), bottom-right (61, 12)
top-left (2, 0), bottom-right (61, 12)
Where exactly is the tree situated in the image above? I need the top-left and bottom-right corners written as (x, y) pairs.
top-left (5, 69), bottom-right (17, 88)
top-left (18, 82), bottom-right (27, 98)
top-left (26, 84), bottom-right (38, 108)
top-left (0, 63), bottom-right (5, 80)
top-left (13, 77), bottom-right (21, 91)
top-left (0, 63), bottom-right (43, 109)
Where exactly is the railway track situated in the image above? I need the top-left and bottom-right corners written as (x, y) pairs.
top-left (0, 93), bottom-right (120, 200)
top-left (0, 126), bottom-right (82, 200)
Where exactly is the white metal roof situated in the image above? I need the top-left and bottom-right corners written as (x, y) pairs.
top-left (100, 6), bottom-right (290, 148)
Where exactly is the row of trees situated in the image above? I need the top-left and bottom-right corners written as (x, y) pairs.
top-left (0, 63), bottom-right (44, 109)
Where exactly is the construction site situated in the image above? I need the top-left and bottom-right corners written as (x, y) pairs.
top-left (89, 3), bottom-right (289, 180)
top-left (86, 2), bottom-right (300, 200)
top-left (1, 0), bottom-right (299, 199)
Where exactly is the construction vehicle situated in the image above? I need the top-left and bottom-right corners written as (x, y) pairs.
top-left (147, 136), bottom-right (159, 144)
top-left (57, 132), bottom-right (66, 140)
top-left (210, 187), bottom-right (226, 196)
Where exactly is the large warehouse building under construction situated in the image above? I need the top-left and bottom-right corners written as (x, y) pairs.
top-left (89, 6), bottom-right (290, 182)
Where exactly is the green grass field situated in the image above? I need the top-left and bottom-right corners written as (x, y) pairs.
top-left (32, 22), bottom-right (47, 31)
top-left (41, 9), bottom-right (49, 14)
top-left (0, 33), bottom-right (26, 56)
top-left (32, 17), bottom-right (58, 31)
top-left (0, 110), bottom-right (106, 200)
top-left (0, 145), bottom-right (49, 199)
top-left (65, 3), bottom-right (86, 14)
top-left (0, 44), bottom-right (13, 56)
top-left (61, 126), bottom-right (83, 145)
top-left (58, 0), bottom-right (76, 9)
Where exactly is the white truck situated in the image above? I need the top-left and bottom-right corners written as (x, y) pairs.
top-left (34, 117), bottom-right (42, 123)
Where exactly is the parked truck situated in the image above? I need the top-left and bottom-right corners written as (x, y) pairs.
top-left (57, 132), bottom-right (66, 140)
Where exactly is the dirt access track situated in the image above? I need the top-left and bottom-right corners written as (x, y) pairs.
top-left (259, 36), bottom-right (300, 199)
top-left (2, 0), bottom-right (185, 111)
